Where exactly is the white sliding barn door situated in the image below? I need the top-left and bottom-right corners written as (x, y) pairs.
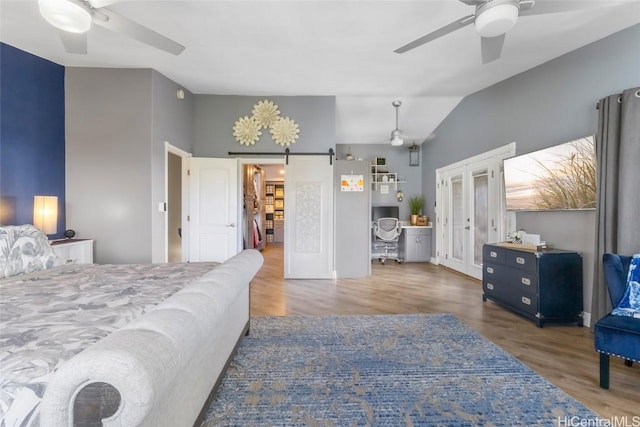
top-left (284, 156), bottom-right (334, 279)
top-left (188, 158), bottom-right (239, 262)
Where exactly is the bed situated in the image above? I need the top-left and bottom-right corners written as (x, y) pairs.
top-left (0, 224), bottom-right (263, 426)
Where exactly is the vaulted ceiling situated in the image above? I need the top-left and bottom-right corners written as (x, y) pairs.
top-left (2, 0), bottom-right (639, 144)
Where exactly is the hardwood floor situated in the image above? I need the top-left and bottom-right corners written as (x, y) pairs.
top-left (250, 244), bottom-right (639, 419)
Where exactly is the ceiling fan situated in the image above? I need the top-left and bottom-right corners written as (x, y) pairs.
top-left (395, 0), bottom-right (596, 63)
top-left (38, 0), bottom-right (185, 55)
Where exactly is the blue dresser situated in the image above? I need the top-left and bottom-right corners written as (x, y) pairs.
top-left (482, 243), bottom-right (583, 327)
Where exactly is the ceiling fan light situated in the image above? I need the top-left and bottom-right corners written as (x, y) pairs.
top-left (475, 3), bottom-right (518, 38)
top-left (39, 0), bottom-right (92, 34)
top-left (390, 129), bottom-right (404, 146)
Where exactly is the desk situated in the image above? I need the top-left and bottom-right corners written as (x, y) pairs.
top-left (371, 223), bottom-right (432, 263)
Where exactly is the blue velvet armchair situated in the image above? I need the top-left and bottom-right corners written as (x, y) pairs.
top-left (594, 254), bottom-right (640, 389)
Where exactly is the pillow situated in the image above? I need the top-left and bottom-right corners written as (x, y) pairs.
top-left (612, 254), bottom-right (640, 319)
top-left (0, 224), bottom-right (61, 278)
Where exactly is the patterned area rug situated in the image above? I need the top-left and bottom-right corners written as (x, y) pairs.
top-left (202, 314), bottom-right (596, 426)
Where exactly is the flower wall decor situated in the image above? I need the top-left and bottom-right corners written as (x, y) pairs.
top-left (270, 116), bottom-right (300, 147)
top-left (251, 99), bottom-right (280, 129)
top-left (233, 116), bottom-right (262, 145)
top-left (232, 99), bottom-right (301, 146)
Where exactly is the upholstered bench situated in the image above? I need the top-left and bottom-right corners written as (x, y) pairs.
top-left (594, 253), bottom-right (640, 389)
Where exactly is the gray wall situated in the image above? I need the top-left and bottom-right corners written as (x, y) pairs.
top-left (194, 95), bottom-right (335, 157)
top-left (423, 23), bottom-right (640, 317)
top-left (336, 144), bottom-right (423, 221)
top-left (151, 70), bottom-right (194, 262)
top-left (334, 160), bottom-right (371, 278)
top-left (66, 68), bottom-right (194, 263)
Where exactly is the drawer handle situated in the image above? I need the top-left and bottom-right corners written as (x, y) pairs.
top-left (521, 277), bottom-right (531, 286)
top-left (490, 251), bottom-right (497, 258)
top-left (486, 267), bottom-right (494, 274)
top-left (516, 257), bottom-right (526, 265)
top-left (522, 296), bottom-right (531, 305)
top-left (487, 283), bottom-right (494, 290)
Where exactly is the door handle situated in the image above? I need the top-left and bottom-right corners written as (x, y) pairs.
top-left (464, 226), bottom-right (470, 230)
top-left (226, 223), bottom-right (236, 228)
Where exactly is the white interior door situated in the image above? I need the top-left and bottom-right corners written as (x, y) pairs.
top-left (188, 157), bottom-right (239, 262)
top-left (284, 156), bottom-right (334, 279)
top-left (436, 143), bottom-right (515, 279)
top-left (442, 166), bottom-right (466, 274)
top-left (467, 162), bottom-right (491, 279)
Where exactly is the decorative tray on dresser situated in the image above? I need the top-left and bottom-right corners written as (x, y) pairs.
top-left (482, 242), bottom-right (583, 328)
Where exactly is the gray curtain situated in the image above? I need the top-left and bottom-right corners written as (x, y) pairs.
top-left (591, 87), bottom-right (640, 328)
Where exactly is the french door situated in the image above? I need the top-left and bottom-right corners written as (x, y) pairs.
top-left (436, 144), bottom-right (514, 279)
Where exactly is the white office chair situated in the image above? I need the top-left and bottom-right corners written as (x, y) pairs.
top-left (374, 217), bottom-right (402, 264)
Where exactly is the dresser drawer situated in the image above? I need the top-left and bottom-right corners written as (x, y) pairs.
top-left (483, 245), bottom-right (505, 264)
top-left (505, 250), bottom-right (537, 273)
top-left (484, 262), bottom-right (538, 292)
top-left (483, 280), bottom-right (538, 316)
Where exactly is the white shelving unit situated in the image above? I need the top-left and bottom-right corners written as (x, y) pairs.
top-left (371, 158), bottom-right (406, 191)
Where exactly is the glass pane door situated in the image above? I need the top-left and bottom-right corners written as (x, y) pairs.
top-left (472, 171), bottom-right (489, 268)
top-left (451, 176), bottom-right (464, 262)
top-left (435, 143), bottom-right (515, 279)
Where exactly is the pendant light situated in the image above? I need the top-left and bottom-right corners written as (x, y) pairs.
top-left (390, 100), bottom-right (403, 146)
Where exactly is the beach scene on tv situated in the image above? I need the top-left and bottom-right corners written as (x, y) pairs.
top-left (504, 136), bottom-right (596, 211)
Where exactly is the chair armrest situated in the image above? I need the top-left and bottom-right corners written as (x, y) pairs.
top-left (603, 253), bottom-right (633, 307)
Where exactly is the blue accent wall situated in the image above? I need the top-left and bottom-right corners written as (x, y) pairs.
top-left (0, 43), bottom-right (65, 238)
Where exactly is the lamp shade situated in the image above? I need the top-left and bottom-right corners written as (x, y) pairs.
top-left (475, 3), bottom-right (518, 38)
top-left (33, 196), bottom-right (58, 235)
top-left (390, 129), bottom-right (403, 146)
top-left (39, 0), bottom-right (92, 33)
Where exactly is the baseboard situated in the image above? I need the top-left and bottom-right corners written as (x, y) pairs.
top-left (430, 257), bottom-right (438, 265)
top-left (582, 311), bottom-right (591, 327)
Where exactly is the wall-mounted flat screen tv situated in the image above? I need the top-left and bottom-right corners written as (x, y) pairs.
top-left (503, 135), bottom-right (595, 211)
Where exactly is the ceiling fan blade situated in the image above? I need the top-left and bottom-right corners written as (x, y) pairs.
top-left (58, 31), bottom-right (87, 54)
top-left (93, 8), bottom-right (185, 55)
top-left (89, 0), bottom-right (125, 8)
top-left (395, 14), bottom-right (475, 54)
top-left (481, 34), bottom-right (505, 64)
top-left (518, 0), bottom-right (600, 17)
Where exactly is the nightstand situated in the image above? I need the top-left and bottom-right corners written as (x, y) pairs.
top-left (50, 239), bottom-right (94, 264)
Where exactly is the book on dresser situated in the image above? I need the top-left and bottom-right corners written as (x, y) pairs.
top-left (482, 243), bottom-right (583, 328)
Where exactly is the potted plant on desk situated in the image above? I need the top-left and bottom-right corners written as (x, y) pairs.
top-left (408, 196), bottom-right (424, 226)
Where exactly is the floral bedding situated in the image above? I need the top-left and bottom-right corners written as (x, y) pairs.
top-left (0, 261), bottom-right (218, 426)
top-left (0, 225), bottom-right (60, 279)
